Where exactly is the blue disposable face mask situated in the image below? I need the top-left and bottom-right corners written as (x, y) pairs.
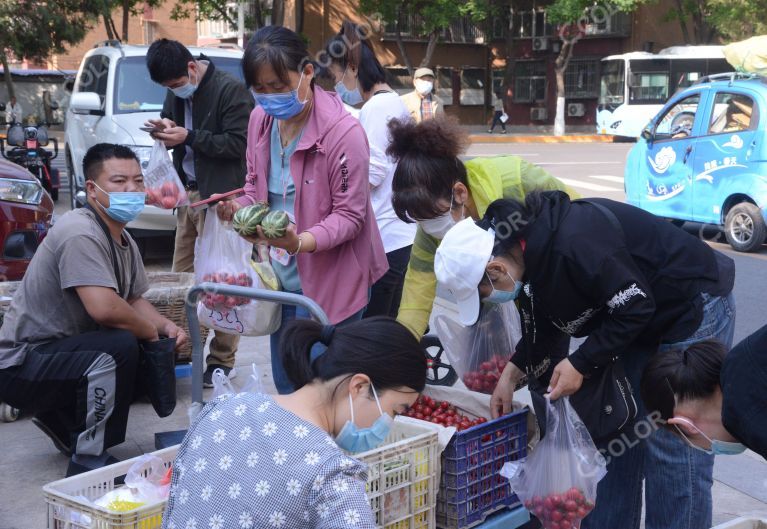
top-left (252, 73), bottom-right (309, 120)
top-left (335, 67), bottom-right (363, 106)
top-left (483, 271), bottom-right (522, 304)
top-left (94, 183), bottom-right (146, 224)
top-left (334, 384), bottom-right (393, 453)
top-left (672, 417), bottom-right (747, 456)
top-left (171, 69), bottom-right (198, 100)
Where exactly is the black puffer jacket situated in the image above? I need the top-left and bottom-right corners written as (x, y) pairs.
top-left (510, 191), bottom-right (734, 376)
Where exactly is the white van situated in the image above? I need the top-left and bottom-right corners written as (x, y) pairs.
top-left (65, 41), bottom-right (244, 237)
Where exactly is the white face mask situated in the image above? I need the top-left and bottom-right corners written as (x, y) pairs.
top-left (414, 79), bottom-right (433, 96)
top-left (419, 192), bottom-right (464, 239)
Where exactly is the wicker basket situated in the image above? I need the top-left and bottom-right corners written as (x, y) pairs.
top-left (0, 272), bottom-right (208, 362)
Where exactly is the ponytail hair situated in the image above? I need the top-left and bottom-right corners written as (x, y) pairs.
top-left (322, 21), bottom-right (386, 93)
top-left (281, 317), bottom-right (427, 393)
top-left (480, 193), bottom-right (545, 255)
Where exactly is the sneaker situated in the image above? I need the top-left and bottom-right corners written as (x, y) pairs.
top-left (502, 130), bottom-right (508, 134)
top-left (487, 129), bottom-right (493, 133)
top-left (66, 454), bottom-right (119, 477)
top-left (32, 413), bottom-right (73, 457)
top-left (203, 364), bottom-right (237, 388)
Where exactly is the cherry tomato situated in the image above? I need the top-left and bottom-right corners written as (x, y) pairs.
top-left (414, 413), bottom-right (425, 420)
top-left (440, 401), bottom-right (449, 410)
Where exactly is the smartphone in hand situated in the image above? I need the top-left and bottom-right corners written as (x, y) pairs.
top-left (140, 126), bottom-right (162, 133)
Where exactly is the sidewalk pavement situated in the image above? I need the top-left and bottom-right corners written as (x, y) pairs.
top-left (463, 124), bottom-right (615, 144)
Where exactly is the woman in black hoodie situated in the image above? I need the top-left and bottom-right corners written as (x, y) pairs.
top-left (434, 191), bottom-right (735, 529)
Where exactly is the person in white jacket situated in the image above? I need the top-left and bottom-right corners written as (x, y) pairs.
top-left (324, 21), bottom-right (417, 318)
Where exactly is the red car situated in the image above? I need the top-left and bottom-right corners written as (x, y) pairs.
top-left (0, 158), bottom-right (54, 280)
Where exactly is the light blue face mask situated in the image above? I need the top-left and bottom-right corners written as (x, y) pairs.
top-left (483, 271), bottom-right (522, 304)
top-left (94, 183), bottom-right (146, 224)
top-left (672, 417), bottom-right (747, 456)
top-left (335, 67), bottom-right (363, 106)
top-left (171, 69), bottom-right (198, 100)
top-left (334, 384), bottom-right (393, 453)
top-left (252, 73), bottom-right (309, 120)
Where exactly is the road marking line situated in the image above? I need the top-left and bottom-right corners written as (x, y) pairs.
top-left (589, 175), bottom-right (624, 184)
top-left (557, 177), bottom-right (623, 192)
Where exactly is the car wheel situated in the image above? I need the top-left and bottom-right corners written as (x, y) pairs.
top-left (724, 202), bottom-right (766, 252)
top-left (66, 150), bottom-right (79, 210)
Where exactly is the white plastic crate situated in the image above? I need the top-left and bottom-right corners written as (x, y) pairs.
top-left (43, 422), bottom-right (439, 529)
top-left (43, 446), bottom-right (176, 529)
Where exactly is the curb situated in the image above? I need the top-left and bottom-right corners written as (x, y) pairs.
top-left (468, 134), bottom-right (614, 144)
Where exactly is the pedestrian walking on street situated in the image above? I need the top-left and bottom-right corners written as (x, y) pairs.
top-left (434, 191), bottom-right (736, 529)
top-left (5, 95), bottom-right (23, 125)
top-left (386, 117), bottom-right (576, 340)
top-left (161, 317), bottom-right (426, 529)
top-left (325, 21), bottom-right (416, 318)
top-left (488, 91), bottom-right (507, 134)
top-left (0, 144), bottom-right (187, 476)
top-left (215, 26), bottom-right (387, 395)
top-left (401, 67), bottom-right (443, 123)
top-left (146, 39), bottom-right (253, 387)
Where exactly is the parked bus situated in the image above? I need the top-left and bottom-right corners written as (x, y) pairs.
top-left (596, 46), bottom-right (733, 138)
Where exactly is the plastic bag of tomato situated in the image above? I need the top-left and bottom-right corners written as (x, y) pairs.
top-left (433, 303), bottom-right (521, 396)
top-left (502, 398), bottom-right (606, 529)
top-left (144, 140), bottom-right (189, 209)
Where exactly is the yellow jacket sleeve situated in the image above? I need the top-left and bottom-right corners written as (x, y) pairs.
top-left (396, 227), bottom-right (440, 339)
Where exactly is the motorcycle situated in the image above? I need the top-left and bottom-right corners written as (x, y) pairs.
top-left (0, 122), bottom-right (60, 201)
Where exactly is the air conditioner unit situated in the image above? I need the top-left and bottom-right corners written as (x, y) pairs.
top-left (532, 37), bottom-right (549, 52)
top-left (567, 103), bottom-right (586, 117)
top-left (530, 108), bottom-right (548, 121)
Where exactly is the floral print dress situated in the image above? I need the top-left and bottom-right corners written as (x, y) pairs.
top-left (162, 392), bottom-right (376, 529)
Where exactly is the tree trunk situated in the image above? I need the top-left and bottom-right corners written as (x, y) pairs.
top-left (395, 8), bottom-right (414, 77)
top-left (253, 0), bottom-right (264, 28)
top-left (420, 30), bottom-right (439, 68)
top-left (272, 0), bottom-right (284, 26)
top-left (673, 0), bottom-right (691, 44)
top-left (295, 0), bottom-right (304, 34)
top-left (103, 12), bottom-right (116, 41)
top-left (122, 0), bottom-right (130, 42)
top-left (1, 53), bottom-right (15, 102)
top-left (553, 39), bottom-right (574, 136)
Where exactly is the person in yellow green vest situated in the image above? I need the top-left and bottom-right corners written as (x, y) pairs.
top-left (386, 116), bottom-right (579, 339)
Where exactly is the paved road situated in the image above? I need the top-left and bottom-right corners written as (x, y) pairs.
top-left (465, 141), bottom-right (767, 344)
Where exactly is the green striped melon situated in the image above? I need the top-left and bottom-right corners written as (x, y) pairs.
top-left (261, 210), bottom-right (290, 238)
top-left (233, 202), bottom-right (270, 236)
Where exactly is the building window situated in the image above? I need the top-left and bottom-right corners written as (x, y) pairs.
top-left (565, 59), bottom-right (599, 98)
top-left (513, 61), bottom-right (547, 103)
top-left (385, 67), bottom-right (413, 95)
top-left (436, 67), bottom-right (453, 105)
top-left (460, 68), bottom-right (486, 105)
top-left (513, 10), bottom-right (550, 38)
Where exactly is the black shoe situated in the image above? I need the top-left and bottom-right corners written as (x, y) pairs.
top-left (66, 455), bottom-right (119, 477)
top-left (203, 364), bottom-right (237, 388)
top-left (32, 413), bottom-right (73, 457)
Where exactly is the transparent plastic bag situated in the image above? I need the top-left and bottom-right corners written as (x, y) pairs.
top-left (195, 213), bottom-right (281, 336)
top-left (211, 367), bottom-right (237, 399)
top-left (240, 363), bottom-right (264, 394)
top-left (434, 302), bottom-right (521, 394)
top-left (93, 454), bottom-right (171, 512)
top-left (143, 140), bottom-right (189, 209)
top-left (501, 397), bottom-right (607, 529)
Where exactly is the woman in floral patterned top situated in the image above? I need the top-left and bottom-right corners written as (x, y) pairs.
top-left (162, 317), bottom-right (426, 529)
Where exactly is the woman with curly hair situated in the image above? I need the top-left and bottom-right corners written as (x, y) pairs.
top-left (386, 116), bottom-right (577, 341)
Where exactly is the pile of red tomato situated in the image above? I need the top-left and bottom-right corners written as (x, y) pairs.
top-left (145, 181), bottom-right (187, 209)
top-left (523, 487), bottom-right (595, 529)
top-left (462, 355), bottom-right (509, 393)
top-left (199, 272), bottom-right (254, 310)
top-left (403, 395), bottom-right (488, 432)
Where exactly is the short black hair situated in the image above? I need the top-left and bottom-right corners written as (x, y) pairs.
top-left (242, 25), bottom-right (314, 88)
top-left (322, 21), bottom-right (387, 93)
top-left (281, 317), bottom-right (426, 393)
top-left (640, 340), bottom-right (727, 421)
top-left (146, 39), bottom-right (194, 84)
top-left (82, 144), bottom-right (139, 181)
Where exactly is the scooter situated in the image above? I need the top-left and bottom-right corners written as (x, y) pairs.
top-left (0, 122), bottom-right (60, 201)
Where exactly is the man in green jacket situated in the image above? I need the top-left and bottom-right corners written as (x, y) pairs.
top-left (146, 39), bottom-right (253, 385)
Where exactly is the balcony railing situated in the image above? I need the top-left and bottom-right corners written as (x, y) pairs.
top-left (383, 14), bottom-right (504, 44)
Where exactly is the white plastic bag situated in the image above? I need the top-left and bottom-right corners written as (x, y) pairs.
top-left (143, 140), bottom-right (189, 209)
top-left (93, 454), bottom-right (170, 512)
top-left (724, 36), bottom-right (767, 76)
top-left (501, 397), bottom-right (606, 529)
top-left (195, 213), bottom-right (281, 336)
top-left (211, 363), bottom-right (263, 399)
top-left (500, 112), bottom-right (509, 123)
top-left (434, 302), bottom-right (521, 394)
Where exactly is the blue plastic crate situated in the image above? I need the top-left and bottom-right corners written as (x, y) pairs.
top-left (436, 408), bottom-right (528, 529)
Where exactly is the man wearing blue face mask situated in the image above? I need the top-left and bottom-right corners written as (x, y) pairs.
top-left (0, 144), bottom-right (187, 477)
top-left (145, 39), bottom-right (253, 386)
top-left (642, 329), bottom-right (767, 460)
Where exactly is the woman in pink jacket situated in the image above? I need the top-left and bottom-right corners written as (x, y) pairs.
top-left (216, 26), bottom-right (387, 393)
